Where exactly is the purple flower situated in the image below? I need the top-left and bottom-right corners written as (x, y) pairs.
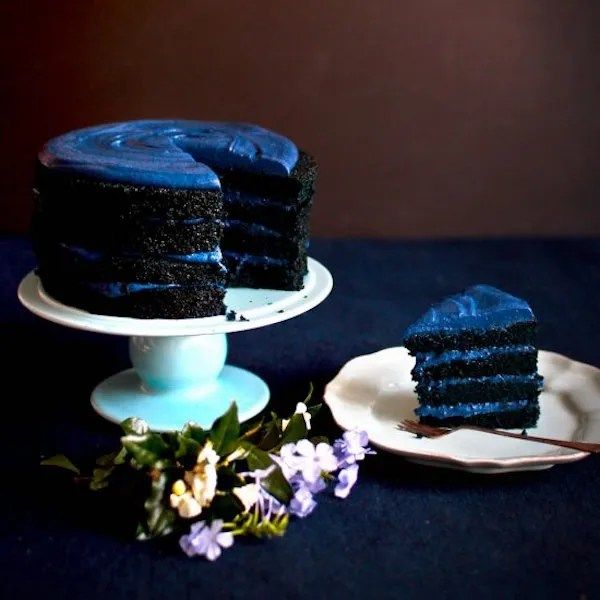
top-left (289, 486), bottom-right (317, 518)
top-left (334, 464), bottom-right (359, 499)
top-left (179, 519), bottom-right (234, 561)
top-left (333, 429), bottom-right (375, 469)
top-left (289, 472), bottom-right (327, 495)
top-left (295, 439), bottom-right (338, 483)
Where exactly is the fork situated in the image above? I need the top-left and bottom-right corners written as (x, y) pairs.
top-left (397, 419), bottom-right (600, 453)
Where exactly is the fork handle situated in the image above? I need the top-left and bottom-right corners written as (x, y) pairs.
top-left (458, 426), bottom-right (600, 453)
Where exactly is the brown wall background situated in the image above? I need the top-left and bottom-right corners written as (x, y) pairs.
top-left (2, 0), bottom-right (599, 237)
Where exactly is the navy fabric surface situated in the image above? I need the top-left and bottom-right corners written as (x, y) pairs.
top-left (1, 235), bottom-right (599, 599)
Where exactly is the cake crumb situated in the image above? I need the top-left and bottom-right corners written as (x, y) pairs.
top-left (239, 315), bottom-right (249, 322)
top-left (521, 429), bottom-right (528, 436)
top-left (226, 310), bottom-right (237, 321)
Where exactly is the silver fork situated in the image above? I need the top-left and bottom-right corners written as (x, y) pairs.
top-left (397, 419), bottom-right (600, 453)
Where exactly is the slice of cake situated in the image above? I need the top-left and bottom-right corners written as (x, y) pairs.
top-left (404, 285), bottom-right (542, 429)
top-left (32, 120), bottom-right (317, 318)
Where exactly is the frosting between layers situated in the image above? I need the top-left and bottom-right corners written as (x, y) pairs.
top-left (415, 399), bottom-right (532, 418)
top-left (87, 281), bottom-right (225, 298)
top-left (60, 243), bottom-right (225, 268)
top-left (39, 120), bottom-right (299, 189)
top-left (418, 373), bottom-right (543, 392)
top-left (413, 345), bottom-right (536, 376)
top-left (404, 284), bottom-right (535, 338)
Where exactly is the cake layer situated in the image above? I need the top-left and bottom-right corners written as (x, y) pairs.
top-left (405, 321), bottom-right (536, 353)
top-left (404, 285), bottom-right (537, 353)
top-left (224, 252), bottom-right (307, 290)
top-left (33, 211), bottom-right (223, 255)
top-left (40, 275), bottom-right (226, 318)
top-left (419, 401), bottom-right (540, 429)
top-left (222, 219), bottom-right (308, 261)
top-left (412, 345), bottom-right (538, 379)
top-left (36, 248), bottom-right (227, 288)
top-left (415, 373), bottom-right (543, 405)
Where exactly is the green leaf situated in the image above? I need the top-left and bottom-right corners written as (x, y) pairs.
top-left (96, 448), bottom-right (127, 467)
top-left (257, 420), bottom-right (282, 451)
top-left (180, 422), bottom-right (209, 445)
top-left (174, 435), bottom-right (201, 461)
top-left (40, 454), bottom-right (80, 475)
top-left (217, 465), bottom-right (243, 491)
top-left (210, 493), bottom-right (244, 521)
top-left (209, 402), bottom-right (240, 455)
top-left (279, 413), bottom-right (308, 446)
top-left (90, 467), bottom-right (112, 491)
top-left (120, 417), bottom-right (149, 436)
top-left (244, 444), bottom-right (292, 504)
top-left (136, 472), bottom-right (175, 540)
top-left (121, 433), bottom-right (171, 469)
top-left (240, 417), bottom-right (265, 441)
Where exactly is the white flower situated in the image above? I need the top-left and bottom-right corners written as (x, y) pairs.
top-left (282, 402), bottom-right (312, 431)
top-left (197, 441), bottom-right (219, 466)
top-left (233, 483), bottom-right (260, 512)
top-left (170, 491), bottom-right (203, 519)
top-left (181, 440), bottom-right (220, 509)
top-left (129, 418), bottom-right (149, 435)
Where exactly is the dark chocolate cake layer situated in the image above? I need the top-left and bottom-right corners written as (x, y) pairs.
top-left (412, 345), bottom-right (538, 379)
top-left (224, 252), bottom-right (307, 290)
top-left (404, 321), bottom-right (537, 353)
top-left (419, 402), bottom-right (540, 429)
top-left (40, 275), bottom-right (225, 319)
top-left (415, 373), bottom-right (543, 405)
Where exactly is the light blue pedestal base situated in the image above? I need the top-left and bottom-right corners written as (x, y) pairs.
top-left (91, 333), bottom-right (269, 431)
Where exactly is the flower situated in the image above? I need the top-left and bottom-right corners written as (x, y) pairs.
top-left (170, 491), bottom-right (202, 518)
top-left (233, 483), bottom-right (260, 512)
top-left (295, 439), bottom-right (338, 483)
top-left (289, 472), bottom-right (327, 495)
top-left (277, 440), bottom-right (338, 486)
top-left (333, 429), bottom-right (374, 468)
top-left (179, 520), bottom-right (234, 561)
top-left (129, 418), bottom-right (149, 435)
top-left (334, 464), bottom-right (359, 499)
top-left (289, 486), bottom-right (317, 518)
top-left (282, 402), bottom-right (312, 431)
top-left (184, 440), bottom-right (219, 508)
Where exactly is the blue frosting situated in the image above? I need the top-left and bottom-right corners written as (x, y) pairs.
top-left (61, 243), bottom-right (224, 267)
top-left (39, 120), bottom-right (299, 189)
top-left (87, 281), bottom-right (224, 298)
top-left (405, 285), bottom-right (535, 338)
top-left (419, 373), bottom-right (543, 393)
top-left (415, 399), bottom-right (531, 418)
top-left (413, 345), bottom-right (536, 376)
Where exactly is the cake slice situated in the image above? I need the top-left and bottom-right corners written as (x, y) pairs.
top-left (403, 285), bottom-right (542, 429)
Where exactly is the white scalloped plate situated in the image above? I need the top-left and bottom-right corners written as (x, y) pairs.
top-left (324, 347), bottom-right (600, 474)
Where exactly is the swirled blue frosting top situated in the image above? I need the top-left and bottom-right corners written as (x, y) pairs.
top-left (404, 285), bottom-right (535, 337)
top-left (38, 120), bottom-right (299, 189)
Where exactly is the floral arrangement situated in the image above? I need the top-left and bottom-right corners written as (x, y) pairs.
top-left (43, 389), bottom-right (373, 561)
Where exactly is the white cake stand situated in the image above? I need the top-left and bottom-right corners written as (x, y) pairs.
top-left (18, 257), bottom-right (333, 431)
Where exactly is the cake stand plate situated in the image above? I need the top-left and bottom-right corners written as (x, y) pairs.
top-left (18, 257), bottom-right (333, 431)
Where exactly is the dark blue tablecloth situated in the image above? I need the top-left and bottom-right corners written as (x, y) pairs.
top-left (1, 235), bottom-right (599, 599)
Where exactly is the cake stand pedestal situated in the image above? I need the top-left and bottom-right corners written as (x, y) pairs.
top-left (18, 258), bottom-right (332, 431)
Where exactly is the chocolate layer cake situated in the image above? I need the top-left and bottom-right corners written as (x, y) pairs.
top-left (404, 285), bottom-right (542, 429)
top-left (32, 120), bottom-right (317, 318)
